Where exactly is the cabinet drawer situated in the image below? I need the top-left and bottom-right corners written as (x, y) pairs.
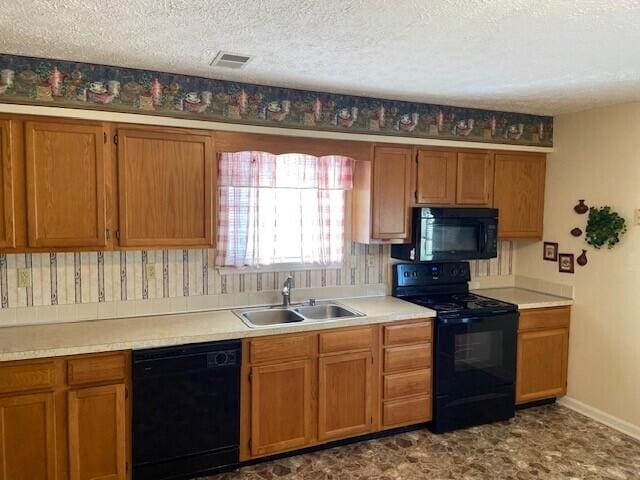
top-left (250, 334), bottom-right (315, 364)
top-left (383, 321), bottom-right (431, 346)
top-left (519, 307), bottom-right (570, 332)
top-left (384, 344), bottom-right (431, 373)
top-left (383, 369), bottom-right (431, 400)
top-left (319, 327), bottom-right (373, 354)
top-left (0, 361), bottom-right (57, 394)
top-left (67, 353), bottom-right (127, 386)
top-left (383, 395), bottom-right (431, 427)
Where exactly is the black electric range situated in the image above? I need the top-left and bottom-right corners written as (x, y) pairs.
top-left (392, 262), bottom-right (519, 433)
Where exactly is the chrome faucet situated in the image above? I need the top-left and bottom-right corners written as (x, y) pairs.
top-left (281, 275), bottom-right (293, 306)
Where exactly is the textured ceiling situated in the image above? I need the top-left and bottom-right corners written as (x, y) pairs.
top-left (1, 0), bottom-right (639, 115)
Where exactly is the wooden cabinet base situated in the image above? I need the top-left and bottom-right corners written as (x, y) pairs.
top-left (0, 351), bottom-right (131, 480)
top-left (241, 326), bottom-right (380, 461)
top-left (0, 392), bottom-right (57, 480)
top-left (383, 395), bottom-right (432, 428)
top-left (516, 307), bottom-right (570, 405)
top-left (249, 359), bottom-right (314, 457)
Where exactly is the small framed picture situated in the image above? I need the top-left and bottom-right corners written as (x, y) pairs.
top-left (543, 242), bottom-right (559, 262)
top-left (558, 253), bottom-right (575, 273)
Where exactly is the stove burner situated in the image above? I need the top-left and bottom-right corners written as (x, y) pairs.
top-left (476, 299), bottom-right (503, 307)
top-left (451, 294), bottom-right (478, 302)
top-left (431, 303), bottom-right (463, 311)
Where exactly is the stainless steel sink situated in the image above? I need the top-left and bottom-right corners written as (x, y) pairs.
top-left (240, 308), bottom-right (305, 327)
top-left (235, 301), bottom-right (365, 328)
top-left (294, 304), bottom-right (364, 320)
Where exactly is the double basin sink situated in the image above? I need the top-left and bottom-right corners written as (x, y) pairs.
top-left (234, 301), bottom-right (365, 328)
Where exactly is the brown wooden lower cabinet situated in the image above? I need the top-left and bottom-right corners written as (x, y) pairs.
top-left (0, 351), bottom-right (131, 480)
top-left (250, 359), bottom-right (314, 456)
top-left (516, 307), bottom-right (570, 404)
top-left (68, 384), bottom-right (128, 480)
top-left (241, 325), bottom-right (381, 460)
top-left (318, 351), bottom-right (373, 441)
top-left (0, 391), bottom-right (57, 480)
top-left (381, 319), bottom-right (433, 429)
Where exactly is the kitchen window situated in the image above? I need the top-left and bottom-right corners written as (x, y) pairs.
top-left (216, 151), bottom-right (353, 268)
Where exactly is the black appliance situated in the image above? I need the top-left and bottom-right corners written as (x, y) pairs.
top-left (392, 262), bottom-right (518, 433)
top-left (391, 208), bottom-right (499, 262)
top-left (132, 340), bottom-right (241, 480)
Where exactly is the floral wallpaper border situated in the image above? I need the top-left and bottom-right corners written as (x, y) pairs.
top-left (0, 54), bottom-right (552, 147)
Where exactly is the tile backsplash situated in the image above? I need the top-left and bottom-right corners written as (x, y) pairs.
top-left (0, 241), bottom-right (514, 326)
top-left (0, 243), bottom-right (388, 308)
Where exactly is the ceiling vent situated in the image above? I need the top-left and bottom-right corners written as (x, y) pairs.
top-left (210, 51), bottom-right (254, 69)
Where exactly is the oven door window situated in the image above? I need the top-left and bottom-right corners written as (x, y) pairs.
top-left (455, 330), bottom-right (503, 372)
top-left (420, 219), bottom-right (483, 260)
top-left (436, 315), bottom-right (517, 397)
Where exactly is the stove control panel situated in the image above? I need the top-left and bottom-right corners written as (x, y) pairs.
top-left (393, 262), bottom-right (471, 287)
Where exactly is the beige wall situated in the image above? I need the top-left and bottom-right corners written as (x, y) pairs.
top-left (515, 102), bottom-right (640, 429)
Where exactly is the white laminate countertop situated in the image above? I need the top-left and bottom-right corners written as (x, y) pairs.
top-left (0, 296), bottom-right (435, 362)
top-left (473, 287), bottom-right (573, 310)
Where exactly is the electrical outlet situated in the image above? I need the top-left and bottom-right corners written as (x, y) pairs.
top-left (145, 264), bottom-right (156, 280)
top-left (367, 256), bottom-right (376, 267)
top-left (17, 268), bottom-right (31, 288)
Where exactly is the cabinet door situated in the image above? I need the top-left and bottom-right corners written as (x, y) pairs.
top-left (372, 146), bottom-right (412, 240)
top-left (494, 153), bottom-right (546, 239)
top-left (0, 392), bottom-right (56, 480)
top-left (516, 328), bottom-right (569, 404)
top-left (250, 359), bottom-right (313, 456)
top-left (415, 150), bottom-right (457, 205)
top-left (117, 128), bottom-right (213, 247)
top-left (0, 120), bottom-right (16, 248)
top-left (25, 121), bottom-right (107, 248)
top-left (318, 351), bottom-right (373, 441)
top-left (456, 152), bottom-right (494, 206)
top-left (68, 384), bottom-right (127, 480)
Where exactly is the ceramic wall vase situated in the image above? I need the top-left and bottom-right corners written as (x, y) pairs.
top-left (577, 250), bottom-right (588, 266)
top-left (574, 200), bottom-right (588, 214)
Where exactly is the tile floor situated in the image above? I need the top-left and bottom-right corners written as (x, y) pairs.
top-left (201, 405), bottom-right (640, 480)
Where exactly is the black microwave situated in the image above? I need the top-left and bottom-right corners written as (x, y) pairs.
top-left (391, 208), bottom-right (498, 262)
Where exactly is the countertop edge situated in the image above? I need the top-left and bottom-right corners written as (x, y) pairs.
top-left (474, 287), bottom-right (574, 310)
top-left (0, 298), bottom-right (436, 362)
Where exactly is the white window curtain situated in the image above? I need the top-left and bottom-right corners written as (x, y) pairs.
top-left (216, 151), bottom-right (353, 267)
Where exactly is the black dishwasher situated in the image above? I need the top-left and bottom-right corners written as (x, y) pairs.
top-left (132, 340), bottom-right (241, 480)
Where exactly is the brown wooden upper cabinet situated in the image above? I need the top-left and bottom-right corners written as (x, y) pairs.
top-left (415, 149), bottom-right (494, 207)
top-left (0, 120), bottom-right (16, 248)
top-left (116, 127), bottom-right (214, 247)
top-left (25, 120), bottom-right (108, 248)
top-left (456, 152), bottom-right (494, 206)
top-left (352, 145), bottom-right (412, 243)
top-left (493, 152), bottom-right (546, 239)
top-left (415, 149), bottom-right (457, 205)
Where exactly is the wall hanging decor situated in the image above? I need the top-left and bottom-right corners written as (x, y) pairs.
top-left (577, 249), bottom-right (588, 266)
top-left (543, 242), bottom-right (559, 261)
top-left (585, 206), bottom-right (627, 249)
top-left (558, 253), bottom-right (575, 273)
top-left (0, 53), bottom-right (553, 147)
top-left (570, 227), bottom-right (583, 237)
top-left (574, 200), bottom-right (589, 214)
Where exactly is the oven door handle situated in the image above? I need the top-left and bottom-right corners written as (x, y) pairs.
top-left (439, 316), bottom-right (486, 325)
